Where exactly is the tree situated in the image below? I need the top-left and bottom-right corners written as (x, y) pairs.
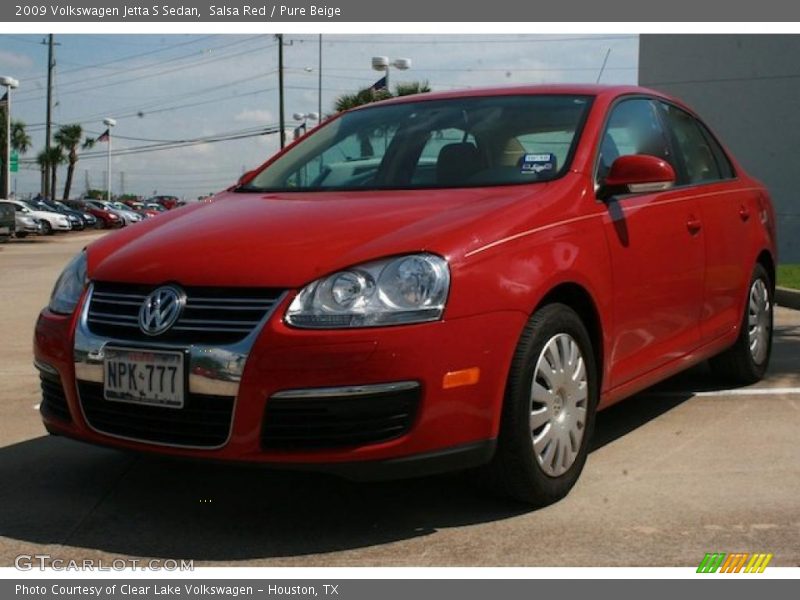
top-left (54, 124), bottom-right (95, 201)
top-left (37, 147), bottom-right (65, 201)
top-left (0, 114), bottom-right (31, 197)
top-left (394, 81), bottom-right (432, 97)
top-left (333, 80), bottom-right (431, 113)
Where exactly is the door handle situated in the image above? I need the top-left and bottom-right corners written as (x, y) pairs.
top-left (686, 216), bottom-right (702, 235)
top-left (739, 205), bottom-right (751, 222)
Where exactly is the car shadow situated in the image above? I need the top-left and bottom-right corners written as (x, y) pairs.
top-left (0, 356), bottom-right (780, 563)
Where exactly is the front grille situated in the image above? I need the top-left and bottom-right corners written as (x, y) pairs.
top-left (87, 282), bottom-right (284, 345)
top-left (78, 381), bottom-right (234, 447)
top-left (40, 371), bottom-right (72, 423)
top-left (262, 386), bottom-right (421, 450)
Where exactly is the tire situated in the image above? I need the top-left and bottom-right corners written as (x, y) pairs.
top-left (14, 232), bottom-right (27, 239)
top-left (486, 303), bottom-right (599, 506)
top-left (709, 263), bottom-right (773, 384)
top-left (41, 220), bottom-right (53, 236)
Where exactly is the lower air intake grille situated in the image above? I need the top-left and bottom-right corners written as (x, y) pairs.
top-left (261, 385), bottom-right (421, 450)
top-left (40, 371), bottom-right (71, 423)
top-left (78, 381), bottom-right (234, 448)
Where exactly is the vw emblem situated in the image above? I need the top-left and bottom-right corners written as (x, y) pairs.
top-left (138, 286), bottom-right (186, 336)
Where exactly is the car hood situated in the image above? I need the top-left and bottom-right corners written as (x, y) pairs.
top-left (89, 185), bottom-right (556, 288)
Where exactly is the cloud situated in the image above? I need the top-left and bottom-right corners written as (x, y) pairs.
top-left (233, 108), bottom-right (274, 123)
top-left (0, 50), bottom-right (34, 70)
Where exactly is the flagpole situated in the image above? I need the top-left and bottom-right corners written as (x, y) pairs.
top-left (103, 118), bottom-right (116, 202)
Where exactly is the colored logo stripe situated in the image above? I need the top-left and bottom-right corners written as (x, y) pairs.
top-left (697, 553), bottom-right (773, 573)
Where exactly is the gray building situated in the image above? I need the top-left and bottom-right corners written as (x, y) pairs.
top-left (639, 34), bottom-right (799, 262)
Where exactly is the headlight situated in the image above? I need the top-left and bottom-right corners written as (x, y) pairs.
top-left (49, 252), bottom-right (88, 315)
top-left (286, 253), bottom-right (450, 329)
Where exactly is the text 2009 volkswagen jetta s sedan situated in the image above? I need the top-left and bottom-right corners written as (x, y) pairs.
top-left (35, 85), bottom-right (776, 505)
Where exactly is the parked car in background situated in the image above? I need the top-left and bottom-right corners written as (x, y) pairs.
top-left (9, 200), bottom-right (70, 235)
top-left (54, 201), bottom-right (98, 229)
top-left (84, 200), bottom-right (142, 226)
top-left (147, 195), bottom-right (180, 210)
top-left (144, 202), bottom-right (167, 217)
top-left (13, 209), bottom-right (42, 238)
top-left (35, 85), bottom-right (776, 506)
top-left (28, 198), bottom-right (84, 231)
top-left (66, 199), bottom-right (123, 229)
top-left (0, 200), bottom-right (15, 242)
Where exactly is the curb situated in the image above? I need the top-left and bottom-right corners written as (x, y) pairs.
top-left (775, 286), bottom-right (800, 310)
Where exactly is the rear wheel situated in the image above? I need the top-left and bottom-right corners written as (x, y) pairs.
top-left (486, 303), bottom-right (598, 506)
top-left (14, 232), bottom-right (27, 239)
top-left (41, 220), bottom-right (53, 236)
top-left (709, 264), bottom-right (773, 384)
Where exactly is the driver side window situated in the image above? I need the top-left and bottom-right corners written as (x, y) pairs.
top-left (597, 98), bottom-right (673, 182)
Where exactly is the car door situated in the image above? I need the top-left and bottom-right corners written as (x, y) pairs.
top-left (657, 101), bottom-right (756, 342)
top-left (597, 97), bottom-right (705, 388)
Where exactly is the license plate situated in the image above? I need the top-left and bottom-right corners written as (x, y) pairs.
top-left (103, 347), bottom-right (185, 408)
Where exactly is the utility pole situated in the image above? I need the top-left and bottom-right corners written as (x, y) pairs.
top-left (120, 171), bottom-right (125, 196)
top-left (44, 34), bottom-right (55, 198)
top-left (277, 34), bottom-right (285, 149)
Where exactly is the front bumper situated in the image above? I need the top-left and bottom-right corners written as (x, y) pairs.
top-left (34, 288), bottom-right (525, 477)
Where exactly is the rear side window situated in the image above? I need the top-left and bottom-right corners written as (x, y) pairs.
top-left (659, 103), bottom-right (734, 184)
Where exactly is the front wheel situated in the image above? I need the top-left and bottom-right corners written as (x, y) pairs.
top-left (709, 264), bottom-right (773, 384)
top-left (41, 220), bottom-right (53, 236)
top-left (486, 303), bottom-right (598, 506)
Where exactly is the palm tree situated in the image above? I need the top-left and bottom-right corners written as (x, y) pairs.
top-left (394, 81), bottom-right (431, 96)
top-left (0, 115), bottom-right (31, 197)
top-left (37, 147), bottom-right (65, 201)
top-left (54, 124), bottom-right (95, 201)
top-left (333, 80), bottom-right (431, 113)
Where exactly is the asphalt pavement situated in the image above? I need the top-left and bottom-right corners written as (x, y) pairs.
top-left (0, 231), bottom-right (798, 567)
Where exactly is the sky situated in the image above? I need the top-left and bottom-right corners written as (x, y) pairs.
top-left (0, 34), bottom-right (638, 200)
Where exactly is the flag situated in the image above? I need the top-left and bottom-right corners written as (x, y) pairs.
top-left (97, 128), bottom-right (110, 142)
top-left (369, 76), bottom-right (387, 92)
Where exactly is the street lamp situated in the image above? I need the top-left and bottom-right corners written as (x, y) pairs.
top-left (371, 56), bottom-right (411, 92)
top-left (1, 76), bottom-right (19, 199)
top-left (292, 112), bottom-right (319, 139)
top-left (102, 117), bottom-right (116, 201)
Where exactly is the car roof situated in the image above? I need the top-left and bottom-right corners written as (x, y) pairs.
top-left (350, 84), bottom-right (678, 109)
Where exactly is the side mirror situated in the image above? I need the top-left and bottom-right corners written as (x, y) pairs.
top-left (600, 155), bottom-right (676, 199)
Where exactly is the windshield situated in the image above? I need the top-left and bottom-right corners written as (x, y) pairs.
top-left (243, 94), bottom-right (592, 192)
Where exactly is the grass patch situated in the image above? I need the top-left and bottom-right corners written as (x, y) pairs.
top-left (777, 264), bottom-right (800, 289)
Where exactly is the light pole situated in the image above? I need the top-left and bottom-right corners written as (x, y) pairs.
top-left (292, 112), bottom-right (319, 139)
top-left (371, 56), bottom-right (411, 92)
top-left (1, 76), bottom-right (19, 199)
top-left (103, 117), bottom-right (116, 201)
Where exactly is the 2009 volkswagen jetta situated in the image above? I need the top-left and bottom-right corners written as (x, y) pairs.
top-left (35, 85), bottom-right (776, 505)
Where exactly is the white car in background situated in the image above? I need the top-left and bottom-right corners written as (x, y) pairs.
top-left (9, 200), bottom-right (71, 235)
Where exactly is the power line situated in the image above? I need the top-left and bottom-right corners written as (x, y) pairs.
top-left (293, 34), bottom-right (637, 45)
top-left (18, 37), bottom-right (271, 102)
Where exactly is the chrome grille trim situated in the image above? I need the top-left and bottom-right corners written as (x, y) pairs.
top-left (86, 282), bottom-right (284, 345)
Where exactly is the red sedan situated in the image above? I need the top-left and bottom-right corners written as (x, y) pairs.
top-left (35, 85), bottom-right (776, 505)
